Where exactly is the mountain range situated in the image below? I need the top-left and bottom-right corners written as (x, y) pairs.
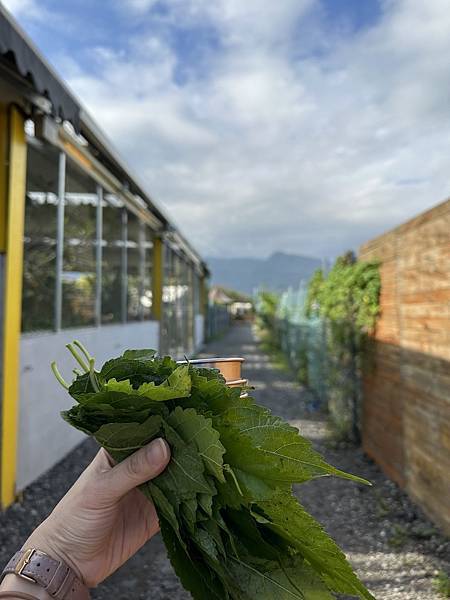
top-left (206, 252), bottom-right (322, 295)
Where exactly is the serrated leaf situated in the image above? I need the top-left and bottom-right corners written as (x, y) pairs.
top-left (122, 349), bottom-right (157, 361)
top-left (155, 420), bottom-right (213, 503)
top-left (99, 355), bottom-right (177, 388)
top-left (93, 415), bottom-right (162, 460)
top-left (103, 379), bottom-right (135, 394)
top-left (160, 518), bottom-right (226, 600)
top-left (167, 407), bottom-right (226, 482)
top-left (104, 365), bottom-right (192, 401)
top-left (254, 492), bottom-right (375, 600)
top-left (136, 365), bottom-right (192, 401)
top-left (143, 481), bottom-right (185, 548)
top-left (228, 554), bottom-right (334, 600)
top-left (69, 372), bottom-right (95, 396)
top-left (217, 405), bottom-right (370, 485)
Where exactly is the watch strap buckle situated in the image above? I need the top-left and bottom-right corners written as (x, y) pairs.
top-left (14, 548), bottom-right (36, 583)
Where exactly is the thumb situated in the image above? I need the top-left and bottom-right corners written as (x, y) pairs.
top-left (101, 438), bottom-right (170, 500)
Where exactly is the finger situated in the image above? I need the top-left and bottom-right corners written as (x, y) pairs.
top-left (101, 438), bottom-right (170, 500)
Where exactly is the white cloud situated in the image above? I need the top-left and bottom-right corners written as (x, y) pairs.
top-left (62, 0), bottom-right (450, 259)
top-left (1, 0), bottom-right (40, 18)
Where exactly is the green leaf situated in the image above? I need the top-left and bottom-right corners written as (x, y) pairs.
top-left (99, 355), bottom-right (177, 388)
top-left (93, 415), bottom-right (162, 460)
top-left (228, 554), bottom-right (334, 600)
top-left (103, 379), bottom-right (135, 394)
top-left (104, 365), bottom-right (192, 401)
top-left (167, 407), bottom-right (226, 482)
top-left (159, 518), bottom-right (226, 600)
top-left (155, 420), bottom-right (213, 503)
top-left (136, 365), bottom-right (192, 401)
top-left (254, 492), bottom-right (375, 600)
top-left (74, 391), bottom-right (169, 416)
top-left (122, 349), bottom-right (157, 361)
top-left (143, 481), bottom-right (185, 548)
top-left (217, 404), bottom-right (370, 486)
top-left (69, 372), bottom-right (95, 396)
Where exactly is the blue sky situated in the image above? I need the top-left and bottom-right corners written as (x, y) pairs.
top-left (3, 0), bottom-right (450, 259)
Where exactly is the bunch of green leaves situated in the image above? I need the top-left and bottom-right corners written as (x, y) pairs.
top-left (53, 342), bottom-right (375, 600)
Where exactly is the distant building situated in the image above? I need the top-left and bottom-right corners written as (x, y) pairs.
top-left (209, 286), bottom-right (253, 320)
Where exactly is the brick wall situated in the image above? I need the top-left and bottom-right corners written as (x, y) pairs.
top-left (359, 198), bottom-right (450, 535)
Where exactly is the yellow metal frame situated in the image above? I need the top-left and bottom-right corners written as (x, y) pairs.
top-left (152, 236), bottom-right (163, 321)
top-left (0, 106), bottom-right (8, 252)
top-left (1, 105), bottom-right (27, 508)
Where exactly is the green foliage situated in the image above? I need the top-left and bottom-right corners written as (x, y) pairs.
top-left (305, 269), bottom-right (325, 319)
top-left (433, 570), bottom-right (450, 598)
top-left (54, 342), bottom-right (374, 600)
top-left (305, 255), bottom-right (380, 333)
top-left (303, 254), bottom-right (381, 440)
top-left (255, 290), bottom-right (279, 332)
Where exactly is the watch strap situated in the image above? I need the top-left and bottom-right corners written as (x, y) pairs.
top-left (1, 549), bottom-right (89, 600)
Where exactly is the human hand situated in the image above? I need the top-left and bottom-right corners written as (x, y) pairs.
top-left (22, 438), bottom-right (170, 588)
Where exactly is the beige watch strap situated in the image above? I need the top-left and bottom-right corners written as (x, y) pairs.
top-left (0, 573), bottom-right (52, 599)
top-left (1, 550), bottom-right (89, 600)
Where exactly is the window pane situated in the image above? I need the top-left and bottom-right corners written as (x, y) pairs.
top-left (161, 245), bottom-right (175, 355)
top-left (193, 272), bottom-right (201, 315)
top-left (142, 225), bottom-right (153, 320)
top-left (185, 263), bottom-right (194, 353)
top-left (62, 158), bottom-right (97, 329)
top-left (127, 212), bottom-right (141, 321)
top-left (22, 142), bottom-right (59, 332)
top-left (174, 253), bottom-right (184, 356)
top-left (102, 195), bottom-right (124, 324)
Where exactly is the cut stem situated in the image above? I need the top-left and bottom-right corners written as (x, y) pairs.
top-left (51, 361), bottom-right (70, 390)
top-left (73, 340), bottom-right (92, 364)
top-left (66, 343), bottom-right (89, 373)
top-left (89, 358), bottom-right (100, 392)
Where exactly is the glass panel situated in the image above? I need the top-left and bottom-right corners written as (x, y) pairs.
top-left (193, 272), bottom-right (201, 315)
top-left (22, 142), bottom-right (59, 332)
top-left (142, 225), bottom-right (153, 320)
top-left (62, 158), bottom-right (97, 329)
top-left (174, 253), bottom-right (184, 356)
top-left (161, 244), bottom-right (175, 355)
top-left (102, 194), bottom-right (124, 324)
top-left (186, 263), bottom-right (194, 353)
top-left (127, 211), bottom-right (141, 321)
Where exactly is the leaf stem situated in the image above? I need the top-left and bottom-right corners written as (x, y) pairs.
top-left (51, 361), bottom-right (70, 390)
top-left (66, 343), bottom-right (89, 373)
top-left (89, 358), bottom-right (100, 392)
top-left (73, 340), bottom-right (92, 363)
top-left (224, 464), bottom-right (243, 496)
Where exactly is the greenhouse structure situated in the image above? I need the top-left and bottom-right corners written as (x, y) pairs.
top-left (0, 6), bottom-right (209, 508)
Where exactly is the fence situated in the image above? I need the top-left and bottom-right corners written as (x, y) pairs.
top-left (206, 304), bottom-right (232, 340)
top-left (263, 286), bottom-right (364, 438)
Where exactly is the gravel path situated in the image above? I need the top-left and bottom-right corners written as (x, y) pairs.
top-left (1, 323), bottom-right (448, 599)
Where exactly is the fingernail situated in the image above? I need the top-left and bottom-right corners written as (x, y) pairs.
top-left (147, 438), bottom-right (169, 465)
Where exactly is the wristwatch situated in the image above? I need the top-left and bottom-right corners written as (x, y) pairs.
top-left (1, 549), bottom-right (90, 599)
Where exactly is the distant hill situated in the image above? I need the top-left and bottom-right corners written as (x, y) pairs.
top-left (206, 252), bottom-right (322, 295)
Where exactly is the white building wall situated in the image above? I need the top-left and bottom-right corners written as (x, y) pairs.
top-left (194, 314), bottom-right (205, 352)
top-left (17, 320), bottom-right (159, 490)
